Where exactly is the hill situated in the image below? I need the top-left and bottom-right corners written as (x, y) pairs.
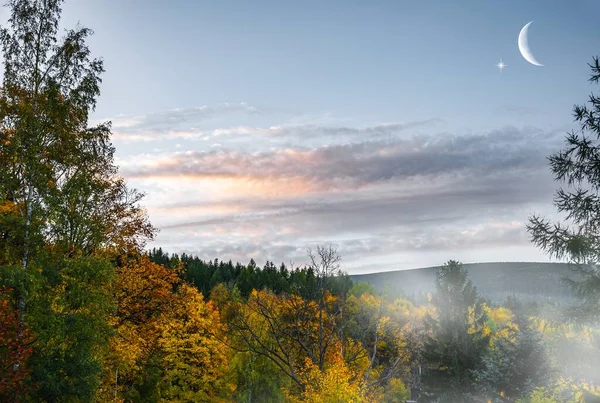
top-left (351, 262), bottom-right (579, 304)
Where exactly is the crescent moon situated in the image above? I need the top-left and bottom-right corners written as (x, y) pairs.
top-left (518, 21), bottom-right (544, 66)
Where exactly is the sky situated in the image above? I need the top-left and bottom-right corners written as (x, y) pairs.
top-left (18, 0), bottom-right (600, 273)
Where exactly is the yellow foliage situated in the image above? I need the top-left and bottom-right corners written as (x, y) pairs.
top-left (0, 200), bottom-right (18, 215)
top-left (209, 282), bottom-right (232, 311)
top-left (359, 292), bottom-right (382, 309)
top-left (343, 338), bottom-right (370, 376)
top-left (288, 356), bottom-right (367, 403)
top-left (483, 305), bottom-right (517, 346)
top-left (520, 378), bottom-right (600, 403)
top-left (158, 284), bottom-right (231, 402)
top-left (379, 378), bottom-right (410, 403)
top-left (97, 257), bottom-right (233, 401)
top-left (486, 305), bottom-right (514, 327)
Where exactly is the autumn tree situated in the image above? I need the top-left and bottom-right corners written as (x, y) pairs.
top-left (0, 286), bottom-right (33, 402)
top-left (157, 283), bottom-right (232, 401)
top-left (306, 246), bottom-right (347, 369)
top-left (517, 379), bottom-right (600, 403)
top-left (287, 356), bottom-right (367, 403)
top-left (221, 247), bottom-right (415, 401)
top-left (0, 0), bottom-right (153, 399)
top-left (98, 256), bottom-right (232, 402)
top-left (343, 289), bottom-right (413, 394)
top-left (221, 248), bottom-right (350, 395)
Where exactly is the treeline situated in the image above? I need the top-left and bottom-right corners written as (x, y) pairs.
top-left (148, 247), bottom-right (353, 298)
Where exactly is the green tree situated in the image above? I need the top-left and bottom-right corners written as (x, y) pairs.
top-left (475, 314), bottom-right (552, 401)
top-left (348, 281), bottom-right (377, 298)
top-left (230, 351), bottom-right (288, 403)
top-left (27, 255), bottom-right (115, 401)
top-left (527, 56), bottom-right (600, 323)
top-left (0, 0), bottom-right (153, 399)
top-left (421, 260), bottom-right (489, 402)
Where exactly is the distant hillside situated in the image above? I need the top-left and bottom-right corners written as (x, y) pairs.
top-left (351, 262), bottom-right (580, 304)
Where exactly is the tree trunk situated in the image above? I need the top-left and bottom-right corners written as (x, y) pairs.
top-left (14, 177), bottom-right (33, 371)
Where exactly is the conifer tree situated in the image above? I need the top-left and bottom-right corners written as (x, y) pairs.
top-left (527, 56), bottom-right (600, 322)
top-left (475, 314), bottom-right (551, 401)
top-left (421, 261), bottom-right (489, 401)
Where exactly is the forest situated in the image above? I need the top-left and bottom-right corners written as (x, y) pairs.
top-left (1, 0), bottom-right (600, 402)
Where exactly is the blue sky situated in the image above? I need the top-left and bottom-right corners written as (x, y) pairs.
top-left (61, 0), bottom-right (598, 127)
top-left (27, 0), bottom-right (600, 272)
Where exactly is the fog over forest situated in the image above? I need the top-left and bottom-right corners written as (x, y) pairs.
top-left (1, 0), bottom-right (600, 402)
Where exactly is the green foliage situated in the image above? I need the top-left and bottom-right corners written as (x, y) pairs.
top-left (518, 388), bottom-right (562, 403)
top-left (380, 378), bottom-right (411, 403)
top-left (27, 254), bottom-right (114, 402)
top-left (475, 314), bottom-right (551, 400)
top-left (527, 56), bottom-right (600, 323)
top-left (348, 281), bottom-right (377, 298)
top-left (422, 260), bottom-right (490, 401)
top-left (230, 352), bottom-right (288, 403)
top-left (516, 378), bottom-right (600, 403)
top-left (147, 248), bottom-right (353, 299)
top-left (121, 356), bottom-right (162, 403)
top-left (0, 0), bottom-right (152, 400)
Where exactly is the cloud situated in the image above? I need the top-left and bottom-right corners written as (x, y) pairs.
top-left (109, 106), bottom-right (566, 272)
top-left (111, 125), bottom-right (284, 143)
top-left (120, 125), bottom-right (561, 194)
top-left (105, 102), bottom-right (264, 138)
top-left (261, 118), bottom-right (444, 140)
top-left (110, 117), bottom-right (442, 143)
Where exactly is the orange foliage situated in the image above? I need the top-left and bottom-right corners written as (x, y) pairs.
top-left (0, 200), bottom-right (22, 264)
top-left (0, 287), bottom-right (33, 402)
top-left (98, 256), bottom-right (232, 401)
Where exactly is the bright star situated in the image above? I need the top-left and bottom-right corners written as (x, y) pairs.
top-left (496, 59), bottom-right (506, 73)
